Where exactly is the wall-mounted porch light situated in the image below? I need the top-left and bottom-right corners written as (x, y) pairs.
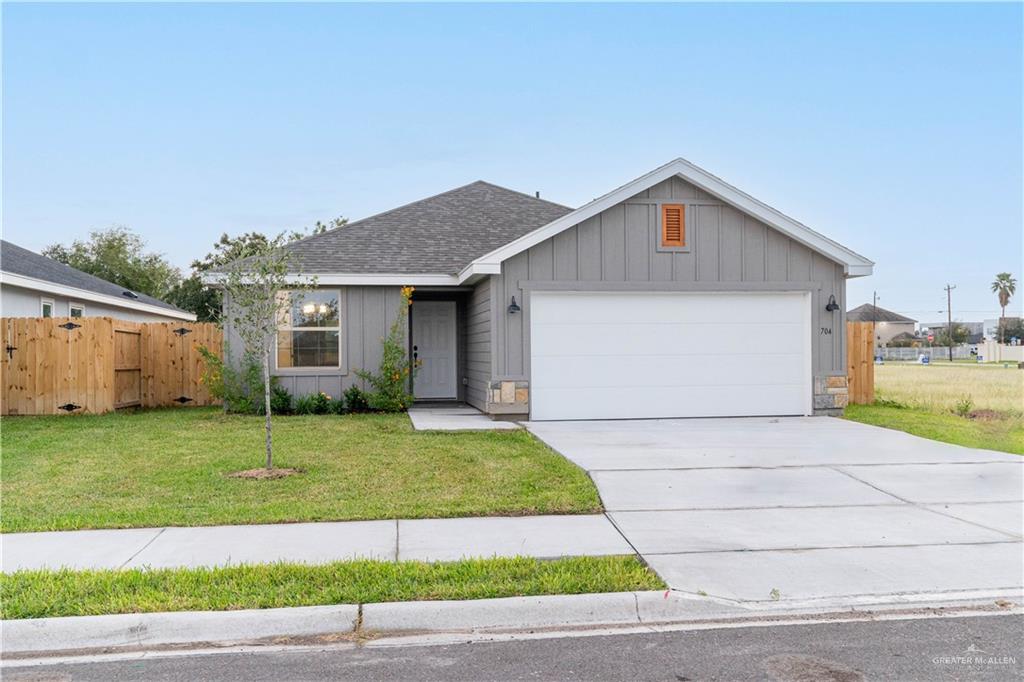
top-left (508, 296), bottom-right (521, 314)
top-left (825, 294), bottom-right (840, 312)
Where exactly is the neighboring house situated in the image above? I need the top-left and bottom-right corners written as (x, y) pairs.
top-left (1, 240), bottom-right (195, 322)
top-left (887, 331), bottom-right (920, 347)
top-left (210, 158), bottom-right (873, 419)
top-left (846, 304), bottom-right (916, 346)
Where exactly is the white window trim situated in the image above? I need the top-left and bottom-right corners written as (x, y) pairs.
top-left (69, 301), bottom-right (85, 317)
top-left (274, 289), bottom-right (344, 372)
top-left (40, 297), bottom-right (55, 317)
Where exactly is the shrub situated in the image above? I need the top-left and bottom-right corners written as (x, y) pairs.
top-left (328, 396), bottom-right (347, 415)
top-left (356, 286), bottom-right (418, 412)
top-left (954, 394), bottom-right (974, 418)
top-left (343, 385), bottom-right (370, 413)
top-left (269, 385), bottom-right (293, 415)
top-left (295, 392), bottom-right (334, 415)
top-left (199, 346), bottom-right (268, 414)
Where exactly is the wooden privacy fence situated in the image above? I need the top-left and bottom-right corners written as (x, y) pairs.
top-left (2, 317), bottom-right (222, 415)
top-left (846, 321), bottom-right (875, 405)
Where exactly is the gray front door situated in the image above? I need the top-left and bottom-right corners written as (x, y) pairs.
top-left (412, 301), bottom-right (457, 399)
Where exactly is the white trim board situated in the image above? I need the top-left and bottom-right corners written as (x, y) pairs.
top-left (1, 272), bottom-right (196, 321)
top-left (460, 158), bottom-right (874, 281)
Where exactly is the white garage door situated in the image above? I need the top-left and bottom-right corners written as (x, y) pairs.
top-left (529, 291), bottom-right (812, 420)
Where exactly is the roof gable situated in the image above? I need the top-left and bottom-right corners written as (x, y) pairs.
top-left (459, 158), bottom-right (873, 280)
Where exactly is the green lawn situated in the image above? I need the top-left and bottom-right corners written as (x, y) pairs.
top-left (844, 404), bottom-right (1024, 455)
top-left (1, 408), bottom-right (601, 533)
top-left (0, 556), bottom-right (664, 620)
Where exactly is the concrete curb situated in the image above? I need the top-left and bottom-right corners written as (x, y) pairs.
top-left (2, 604), bottom-right (360, 654)
top-left (3, 590), bottom-right (1017, 656)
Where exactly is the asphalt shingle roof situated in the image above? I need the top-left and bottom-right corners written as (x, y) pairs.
top-left (847, 304), bottom-right (916, 323)
top-left (257, 181), bottom-right (574, 275)
top-left (1, 240), bottom-right (188, 313)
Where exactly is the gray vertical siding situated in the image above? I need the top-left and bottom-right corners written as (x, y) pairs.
top-left (492, 175), bottom-right (847, 382)
top-left (224, 286), bottom-right (405, 399)
top-left (465, 278), bottom-right (492, 410)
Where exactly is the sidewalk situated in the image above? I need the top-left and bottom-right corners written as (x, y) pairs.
top-left (2, 514), bottom-right (632, 572)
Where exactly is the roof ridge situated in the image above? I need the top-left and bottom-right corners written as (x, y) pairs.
top-left (284, 179), bottom-right (577, 250)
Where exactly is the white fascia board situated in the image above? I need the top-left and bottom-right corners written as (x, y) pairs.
top-left (463, 158), bottom-right (875, 279)
top-left (1, 272), bottom-right (197, 321)
top-left (201, 272), bottom-right (459, 287)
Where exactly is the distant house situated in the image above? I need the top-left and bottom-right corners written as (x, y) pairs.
top-left (847, 304), bottom-right (916, 346)
top-left (0, 240), bottom-right (194, 322)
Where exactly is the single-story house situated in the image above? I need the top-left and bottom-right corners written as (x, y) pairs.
top-left (846, 304), bottom-right (916, 345)
top-left (212, 158), bottom-right (873, 420)
top-left (1, 240), bottom-right (195, 322)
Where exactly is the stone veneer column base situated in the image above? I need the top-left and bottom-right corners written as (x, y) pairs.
top-left (813, 375), bottom-right (849, 415)
top-left (487, 380), bottom-right (529, 415)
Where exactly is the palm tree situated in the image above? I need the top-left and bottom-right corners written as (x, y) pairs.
top-left (991, 273), bottom-right (1017, 344)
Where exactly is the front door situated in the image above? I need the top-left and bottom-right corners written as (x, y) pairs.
top-left (412, 301), bottom-right (458, 399)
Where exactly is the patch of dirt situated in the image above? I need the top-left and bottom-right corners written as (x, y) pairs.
top-left (967, 409), bottom-right (1009, 421)
top-left (761, 654), bottom-right (864, 682)
top-left (227, 468), bottom-right (302, 480)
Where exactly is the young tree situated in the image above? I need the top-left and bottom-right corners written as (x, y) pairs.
top-left (990, 273), bottom-right (1017, 343)
top-left (168, 219), bottom-right (347, 322)
top-left (219, 239), bottom-right (314, 470)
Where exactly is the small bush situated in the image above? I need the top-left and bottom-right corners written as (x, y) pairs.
top-left (344, 385), bottom-right (371, 413)
top-left (199, 346), bottom-right (269, 414)
top-left (328, 396), bottom-right (347, 415)
top-left (873, 397), bottom-right (906, 409)
top-left (295, 392), bottom-right (334, 415)
top-left (270, 385), bottom-right (293, 415)
top-left (954, 394), bottom-right (974, 418)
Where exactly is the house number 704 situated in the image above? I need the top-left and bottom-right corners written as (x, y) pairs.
top-left (820, 327), bottom-right (832, 335)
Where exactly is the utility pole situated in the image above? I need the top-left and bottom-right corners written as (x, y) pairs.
top-left (944, 284), bottom-right (956, 363)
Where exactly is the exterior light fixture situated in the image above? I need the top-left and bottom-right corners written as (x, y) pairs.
top-left (825, 294), bottom-right (840, 312)
top-left (508, 296), bottom-right (521, 314)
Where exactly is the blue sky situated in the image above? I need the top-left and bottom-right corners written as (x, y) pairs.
top-left (3, 2), bottom-right (1021, 321)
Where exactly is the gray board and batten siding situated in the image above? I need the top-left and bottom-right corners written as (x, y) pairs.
top-left (488, 175), bottom-right (847, 392)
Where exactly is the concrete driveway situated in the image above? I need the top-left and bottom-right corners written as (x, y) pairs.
top-left (527, 417), bottom-right (1023, 606)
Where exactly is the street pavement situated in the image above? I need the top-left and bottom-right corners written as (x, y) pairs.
top-left (5, 614), bottom-right (1020, 681)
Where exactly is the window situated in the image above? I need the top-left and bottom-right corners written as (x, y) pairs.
top-left (69, 303), bottom-right (85, 318)
top-left (40, 298), bottom-right (54, 318)
top-left (276, 290), bottom-right (341, 369)
top-left (661, 204), bottom-right (686, 248)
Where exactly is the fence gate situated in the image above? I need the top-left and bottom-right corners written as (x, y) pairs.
top-left (114, 326), bottom-right (142, 408)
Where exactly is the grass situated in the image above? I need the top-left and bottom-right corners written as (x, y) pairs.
top-left (872, 362), bottom-right (1023, 415)
top-left (0, 408), bottom-right (601, 533)
top-left (844, 404), bottom-right (1024, 456)
top-left (0, 556), bottom-right (664, 620)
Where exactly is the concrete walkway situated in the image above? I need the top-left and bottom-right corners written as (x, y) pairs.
top-left (1, 515), bottom-right (630, 572)
top-left (527, 416), bottom-right (1023, 604)
top-left (408, 405), bottom-right (520, 431)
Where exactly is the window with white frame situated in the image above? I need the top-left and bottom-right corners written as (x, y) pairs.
top-left (276, 290), bottom-right (341, 369)
top-left (69, 302), bottom-right (85, 318)
top-left (41, 298), bottom-right (54, 318)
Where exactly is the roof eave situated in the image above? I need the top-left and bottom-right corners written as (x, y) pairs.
top-left (1, 271), bottom-right (196, 321)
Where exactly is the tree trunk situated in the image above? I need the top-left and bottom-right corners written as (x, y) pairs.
top-left (263, 347), bottom-right (273, 470)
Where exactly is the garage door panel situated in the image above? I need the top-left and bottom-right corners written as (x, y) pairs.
top-left (532, 354), bottom-right (806, 389)
top-left (532, 323), bottom-right (802, 358)
top-left (530, 293), bottom-right (804, 326)
top-left (531, 385), bottom-right (809, 420)
top-left (530, 292), bottom-right (810, 420)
